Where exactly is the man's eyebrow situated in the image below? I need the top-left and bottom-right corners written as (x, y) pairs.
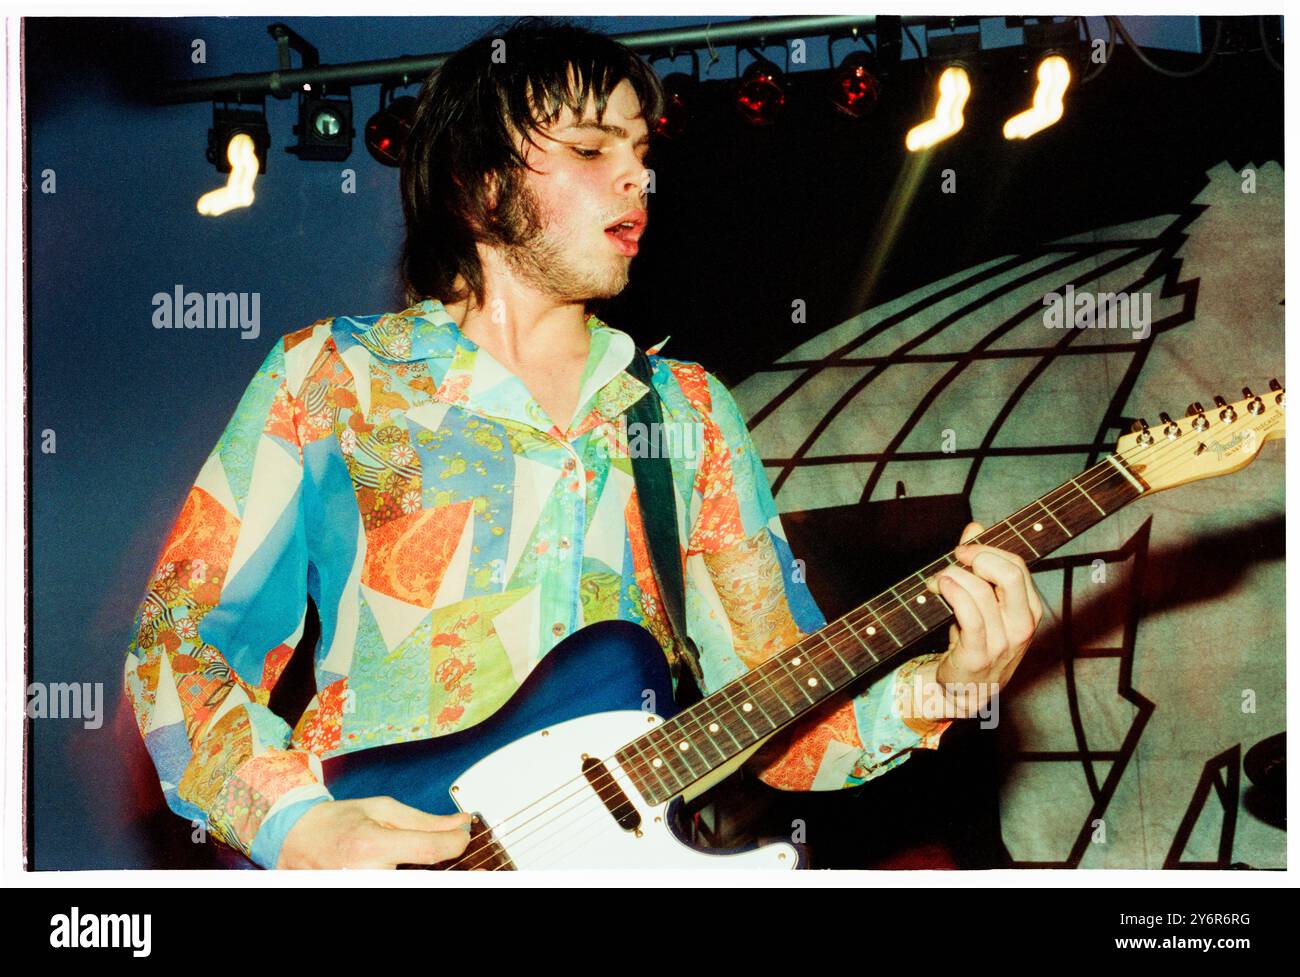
top-left (565, 120), bottom-right (652, 146)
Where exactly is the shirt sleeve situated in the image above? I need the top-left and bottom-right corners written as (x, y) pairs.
top-left (123, 338), bottom-right (332, 868)
top-left (681, 368), bottom-right (952, 791)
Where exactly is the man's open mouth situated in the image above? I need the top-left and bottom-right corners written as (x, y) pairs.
top-left (604, 208), bottom-right (647, 247)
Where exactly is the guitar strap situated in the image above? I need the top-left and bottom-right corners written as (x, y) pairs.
top-left (623, 347), bottom-right (705, 708)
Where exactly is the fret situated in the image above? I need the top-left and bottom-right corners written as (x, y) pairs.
top-left (625, 738), bottom-right (678, 800)
top-left (735, 670), bottom-right (783, 727)
top-left (840, 615), bottom-right (881, 663)
top-left (619, 742), bottom-right (669, 800)
top-left (791, 646), bottom-right (835, 696)
top-left (721, 683), bottom-right (763, 740)
top-left (696, 694), bottom-right (744, 752)
top-left (775, 655), bottom-right (820, 705)
top-left (1035, 498), bottom-right (1072, 537)
top-left (748, 670), bottom-right (795, 722)
top-left (892, 585), bottom-right (928, 628)
top-left (1070, 476), bottom-right (1107, 515)
top-left (819, 632), bottom-right (855, 671)
top-left (863, 605), bottom-right (903, 647)
top-left (644, 724), bottom-right (697, 785)
top-left (680, 703), bottom-right (730, 768)
top-left (1005, 518), bottom-right (1041, 558)
top-left (808, 633), bottom-right (855, 685)
top-left (664, 722), bottom-right (712, 779)
top-left (761, 661), bottom-right (808, 713)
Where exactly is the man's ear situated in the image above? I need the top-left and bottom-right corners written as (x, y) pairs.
top-left (482, 172), bottom-right (500, 212)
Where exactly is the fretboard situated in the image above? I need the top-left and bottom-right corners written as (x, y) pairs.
top-left (616, 454), bottom-right (1146, 805)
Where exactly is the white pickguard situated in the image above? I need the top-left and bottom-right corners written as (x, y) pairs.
top-left (448, 710), bottom-right (798, 870)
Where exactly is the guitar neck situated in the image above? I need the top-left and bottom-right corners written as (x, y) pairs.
top-left (617, 454), bottom-right (1146, 805)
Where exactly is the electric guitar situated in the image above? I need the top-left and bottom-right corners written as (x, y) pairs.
top-left (301, 383), bottom-right (1284, 870)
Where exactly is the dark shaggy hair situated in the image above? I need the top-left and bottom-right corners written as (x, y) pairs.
top-left (399, 17), bottom-right (664, 309)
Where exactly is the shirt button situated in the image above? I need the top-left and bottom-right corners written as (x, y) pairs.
top-left (562, 457), bottom-right (576, 472)
top-left (552, 622), bottom-right (567, 637)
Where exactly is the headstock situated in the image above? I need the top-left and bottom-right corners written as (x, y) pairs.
top-left (1116, 380), bottom-right (1285, 494)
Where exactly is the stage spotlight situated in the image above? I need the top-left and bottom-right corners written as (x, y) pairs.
top-left (289, 89), bottom-right (355, 162)
top-left (197, 133), bottom-right (259, 216)
top-left (205, 101), bottom-right (270, 175)
top-left (365, 90), bottom-right (419, 167)
top-left (655, 72), bottom-right (696, 140)
top-left (830, 51), bottom-right (881, 119)
top-left (1003, 55), bottom-right (1071, 139)
top-left (905, 65), bottom-right (971, 151)
top-left (736, 59), bottom-right (786, 126)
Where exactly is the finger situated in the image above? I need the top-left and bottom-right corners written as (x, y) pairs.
top-left (364, 796), bottom-right (473, 834)
top-left (959, 521), bottom-right (985, 545)
top-left (956, 541), bottom-right (1043, 625)
top-left (936, 572), bottom-right (988, 663)
top-left (967, 551), bottom-right (1036, 646)
top-left (374, 825), bottom-right (475, 867)
top-left (938, 564), bottom-right (1006, 661)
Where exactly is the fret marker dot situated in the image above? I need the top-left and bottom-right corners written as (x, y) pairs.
top-left (709, 722), bottom-right (719, 733)
top-left (807, 677), bottom-right (818, 687)
top-left (652, 758), bottom-right (663, 768)
top-left (866, 626), bottom-right (876, 636)
top-left (1033, 522), bottom-right (1043, 532)
top-left (916, 595), bottom-right (926, 604)
top-left (742, 702), bottom-right (753, 712)
top-left (678, 741), bottom-right (690, 752)
top-left (791, 656), bottom-right (802, 666)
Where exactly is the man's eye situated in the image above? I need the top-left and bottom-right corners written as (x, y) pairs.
top-left (572, 147), bottom-right (602, 159)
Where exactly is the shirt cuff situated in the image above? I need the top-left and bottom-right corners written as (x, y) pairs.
top-left (848, 653), bottom-right (952, 782)
top-left (249, 788), bottom-right (335, 869)
top-left (206, 749), bottom-right (333, 865)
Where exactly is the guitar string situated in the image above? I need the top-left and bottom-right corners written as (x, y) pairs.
top-left (439, 403), bottom-right (1276, 868)
top-left (442, 418), bottom-right (1240, 869)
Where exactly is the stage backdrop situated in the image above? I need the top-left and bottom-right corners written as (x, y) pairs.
top-left (27, 15), bottom-right (1282, 869)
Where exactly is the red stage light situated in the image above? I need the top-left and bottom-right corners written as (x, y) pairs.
top-left (364, 95), bottom-right (418, 167)
top-left (736, 61), bottom-right (785, 126)
top-left (831, 52), bottom-right (880, 118)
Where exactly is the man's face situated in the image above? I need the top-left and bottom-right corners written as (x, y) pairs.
top-left (495, 76), bottom-right (652, 303)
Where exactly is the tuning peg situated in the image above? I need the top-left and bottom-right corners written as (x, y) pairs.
top-left (1131, 417), bottom-right (1153, 445)
top-left (1213, 395), bottom-right (1237, 423)
top-left (1268, 378), bottom-right (1285, 407)
top-left (1159, 411), bottom-right (1182, 439)
top-left (1187, 402), bottom-right (1209, 431)
top-left (1244, 387), bottom-right (1266, 415)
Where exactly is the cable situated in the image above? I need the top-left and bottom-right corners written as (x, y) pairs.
top-left (1109, 15), bottom-right (1222, 79)
top-left (1078, 15), bottom-right (1115, 85)
top-left (1258, 16), bottom-right (1283, 72)
top-left (903, 22), bottom-right (932, 79)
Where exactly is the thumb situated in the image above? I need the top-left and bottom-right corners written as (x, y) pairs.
top-left (362, 796), bottom-right (473, 834)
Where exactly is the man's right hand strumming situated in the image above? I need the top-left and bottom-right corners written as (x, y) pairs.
top-left (277, 796), bottom-right (474, 869)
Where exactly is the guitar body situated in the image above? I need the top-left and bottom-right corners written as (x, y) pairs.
top-left (321, 620), bottom-right (800, 870)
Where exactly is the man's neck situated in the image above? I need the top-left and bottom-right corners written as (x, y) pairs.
top-left (443, 281), bottom-right (592, 372)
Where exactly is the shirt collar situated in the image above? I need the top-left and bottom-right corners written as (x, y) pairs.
top-left (350, 298), bottom-right (650, 438)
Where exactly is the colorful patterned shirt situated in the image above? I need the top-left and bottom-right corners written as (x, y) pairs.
top-left (124, 298), bottom-right (949, 868)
